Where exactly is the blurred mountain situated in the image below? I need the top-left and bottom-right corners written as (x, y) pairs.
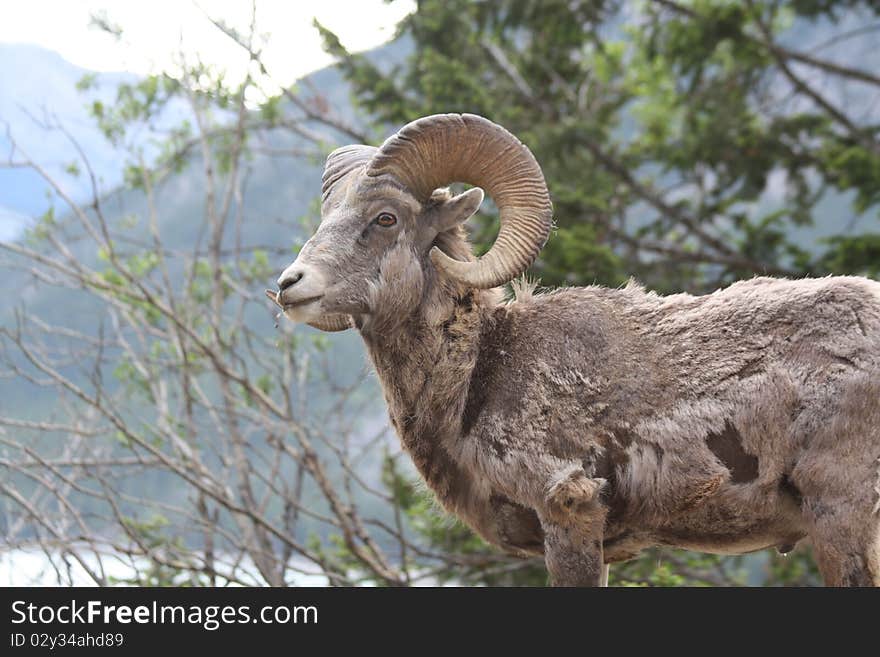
top-left (0, 43), bottom-right (194, 239)
top-left (0, 37), bottom-right (412, 240)
top-left (0, 45), bottom-right (119, 231)
top-left (0, 37), bottom-right (412, 417)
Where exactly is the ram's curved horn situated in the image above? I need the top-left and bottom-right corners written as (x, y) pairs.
top-left (366, 113), bottom-right (552, 289)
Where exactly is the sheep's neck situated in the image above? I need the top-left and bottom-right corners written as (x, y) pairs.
top-left (362, 290), bottom-right (489, 515)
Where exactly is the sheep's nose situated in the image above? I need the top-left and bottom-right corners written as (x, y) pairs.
top-left (278, 269), bottom-right (304, 292)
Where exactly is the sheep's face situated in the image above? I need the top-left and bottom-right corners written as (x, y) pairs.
top-left (274, 169), bottom-right (483, 331)
top-left (270, 115), bottom-right (553, 329)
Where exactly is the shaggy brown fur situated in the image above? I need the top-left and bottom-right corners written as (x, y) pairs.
top-left (273, 132), bottom-right (880, 587)
top-left (367, 263), bottom-right (880, 586)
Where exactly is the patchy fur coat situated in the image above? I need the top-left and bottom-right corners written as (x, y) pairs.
top-left (362, 244), bottom-right (880, 586)
top-left (277, 149), bottom-right (880, 585)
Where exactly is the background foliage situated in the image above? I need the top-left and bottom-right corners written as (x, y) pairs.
top-left (2, 0), bottom-right (877, 586)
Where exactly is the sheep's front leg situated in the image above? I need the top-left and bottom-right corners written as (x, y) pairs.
top-left (540, 467), bottom-right (608, 587)
top-left (543, 523), bottom-right (605, 586)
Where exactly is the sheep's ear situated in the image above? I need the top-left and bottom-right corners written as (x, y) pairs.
top-left (430, 187), bottom-right (484, 233)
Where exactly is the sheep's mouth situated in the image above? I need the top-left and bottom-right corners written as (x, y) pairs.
top-left (264, 289), bottom-right (323, 311)
top-left (282, 295), bottom-right (323, 311)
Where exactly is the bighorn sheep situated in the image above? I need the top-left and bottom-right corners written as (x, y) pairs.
top-left (268, 113), bottom-right (880, 586)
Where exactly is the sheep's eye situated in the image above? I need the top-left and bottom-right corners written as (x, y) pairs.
top-left (375, 212), bottom-right (397, 227)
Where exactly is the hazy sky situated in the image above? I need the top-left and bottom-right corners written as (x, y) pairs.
top-left (0, 0), bottom-right (414, 85)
